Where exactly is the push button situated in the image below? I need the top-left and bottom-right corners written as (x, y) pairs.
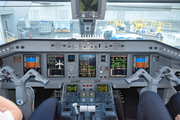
top-left (106, 67), bottom-right (108, 70)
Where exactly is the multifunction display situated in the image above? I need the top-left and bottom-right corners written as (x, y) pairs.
top-left (67, 85), bottom-right (77, 92)
top-left (110, 55), bottom-right (127, 77)
top-left (23, 55), bottom-right (41, 74)
top-left (79, 0), bottom-right (98, 12)
top-left (79, 55), bottom-right (96, 77)
top-left (133, 55), bottom-right (150, 73)
top-left (97, 84), bottom-right (108, 92)
top-left (47, 55), bottom-right (64, 77)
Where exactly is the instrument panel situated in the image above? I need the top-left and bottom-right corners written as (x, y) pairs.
top-left (1, 39), bottom-right (180, 89)
top-left (23, 54), bottom-right (130, 79)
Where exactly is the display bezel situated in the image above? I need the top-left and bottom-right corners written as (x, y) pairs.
top-left (109, 54), bottom-right (128, 78)
top-left (78, 54), bottom-right (96, 78)
top-left (132, 55), bottom-right (150, 74)
top-left (23, 54), bottom-right (41, 75)
top-left (47, 54), bottom-right (65, 78)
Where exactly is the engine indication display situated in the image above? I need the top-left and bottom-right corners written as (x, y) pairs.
top-left (23, 55), bottom-right (41, 74)
top-left (67, 85), bottom-right (77, 92)
top-left (97, 84), bottom-right (108, 92)
top-left (79, 55), bottom-right (96, 77)
top-left (133, 55), bottom-right (150, 73)
top-left (110, 55), bottom-right (127, 77)
top-left (47, 55), bottom-right (64, 77)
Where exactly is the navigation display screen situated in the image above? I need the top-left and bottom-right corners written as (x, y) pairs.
top-left (79, 55), bottom-right (96, 77)
top-left (97, 84), bottom-right (108, 92)
top-left (23, 55), bottom-right (41, 74)
top-left (79, 0), bottom-right (98, 12)
top-left (133, 55), bottom-right (150, 74)
top-left (110, 55), bottom-right (127, 77)
top-left (47, 55), bottom-right (64, 77)
top-left (67, 85), bottom-right (77, 92)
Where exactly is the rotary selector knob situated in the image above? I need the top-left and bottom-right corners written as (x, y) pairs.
top-left (89, 92), bottom-right (94, 97)
top-left (82, 92), bottom-right (86, 97)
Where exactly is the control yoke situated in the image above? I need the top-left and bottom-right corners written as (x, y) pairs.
top-left (0, 66), bottom-right (49, 105)
top-left (126, 66), bottom-right (180, 93)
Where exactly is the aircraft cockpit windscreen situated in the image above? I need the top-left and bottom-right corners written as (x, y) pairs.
top-left (0, 1), bottom-right (180, 48)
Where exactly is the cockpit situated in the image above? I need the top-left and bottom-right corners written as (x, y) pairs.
top-left (0, 0), bottom-right (180, 120)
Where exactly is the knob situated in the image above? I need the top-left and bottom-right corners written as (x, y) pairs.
top-left (89, 92), bottom-right (94, 97)
top-left (82, 92), bottom-right (86, 97)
